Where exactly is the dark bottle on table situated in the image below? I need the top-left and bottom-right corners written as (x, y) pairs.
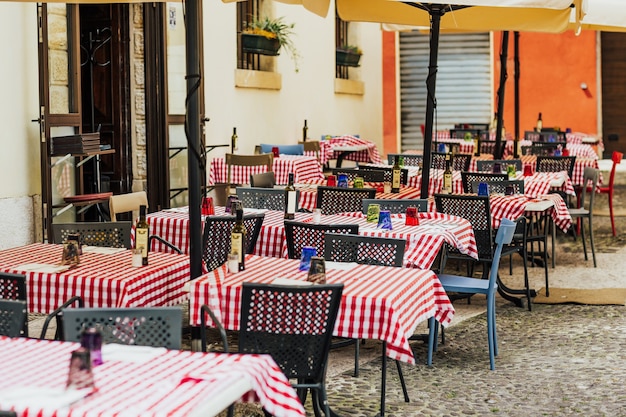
top-left (136, 205), bottom-right (149, 266)
top-left (284, 172), bottom-right (297, 220)
top-left (442, 156), bottom-right (452, 194)
top-left (231, 204), bottom-right (246, 271)
top-left (302, 119), bottom-right (308, 142)
top-left (391, 156), bottom-right (402, 193)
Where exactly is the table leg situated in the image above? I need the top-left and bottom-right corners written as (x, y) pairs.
top-left (496, 276), bottom-right (536, 309)
top-left (335, 151), bottom-right (356, 168)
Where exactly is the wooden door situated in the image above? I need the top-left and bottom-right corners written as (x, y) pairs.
top-left (601, 32), bottom-right (626, 159)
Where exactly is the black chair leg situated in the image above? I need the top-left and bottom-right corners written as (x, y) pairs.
top-left (395, 360), bottom-right (410, 402)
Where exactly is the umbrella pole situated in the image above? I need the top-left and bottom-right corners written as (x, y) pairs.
top-left (186, 0), bottom-right (204, 279)
top-left (514, 31), bottom-right (520, 158)
top-left (420, 8), bottom-right (442, 200)
top-left (495, 31), bottom-right (509, 160)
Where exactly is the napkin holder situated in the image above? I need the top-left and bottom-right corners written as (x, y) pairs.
top-left (307, 256), bottom-right (326, 284)
top-left (61, 234), bottom-right (81, 266)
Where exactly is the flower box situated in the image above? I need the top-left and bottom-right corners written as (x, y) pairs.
top-left (336, 49), bottom-right (362, 67)
top-left (241, 33), bottom-right (281, 56)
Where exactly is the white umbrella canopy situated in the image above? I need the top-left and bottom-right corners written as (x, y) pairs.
top-left (570, 0), bottom-right (626, 32)
top-left (223, 0), bottom-right (331, 17)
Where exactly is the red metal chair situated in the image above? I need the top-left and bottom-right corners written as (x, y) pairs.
top-left (599, 151), bottom-right (623, 236)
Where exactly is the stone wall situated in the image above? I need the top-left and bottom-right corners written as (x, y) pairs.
top-left (131, 4), bottom-right (147, 193)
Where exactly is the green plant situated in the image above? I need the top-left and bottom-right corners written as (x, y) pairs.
top-left (244, 16), bottom-right (301, 72)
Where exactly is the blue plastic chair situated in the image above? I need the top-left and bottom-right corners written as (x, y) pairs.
top-left (259, 143), bottom-right (305, 155)
top-left (433, 218), bottom-right (516, 370)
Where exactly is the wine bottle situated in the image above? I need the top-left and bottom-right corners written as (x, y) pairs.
top-left (536, 113), bottom-right (543, 132)
top-left (473, 133), bottom-right (481, 157)
top-left (231, 127), bottom-right (238, 152)
top-left (302, 119), bottom-right (308, 142)
top-left (284, 172), bottom-right (297, 220)
top-left (442, 155), bottom-right (452, 194)
top-left (391, 156), bottom-right (402, 193)
top-left (136, 205), bottom-right (149, 266)
top-left (231, 205), bottom-right (246, 271)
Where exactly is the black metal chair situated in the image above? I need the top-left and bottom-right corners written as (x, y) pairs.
top-left (460, 172), bottom-right (508, 193)
top-left (470, 180), bottom-right (525, 195)
top-left (236, 186), bottom-right (299, 211)
top-left (0, 272), bottom-right (27, 336)
top-left (324, 233), bottom-right (406, 267)
top-left (434, 194), bottom-right (529, 308)
top-left (387, 153), bottom-right (423, 167)
top-left (332, 167), bottom-right (387, 183)
top-left (201, 213), bottom-right (265, 272)
top-left (358, 163), bottom-right (410, 185)
top-left (62, 306), bottom-right (183, 349)
top-left (431, 152), bottom-right (471, 171)
top-left (239, 282), bottom-right (344, 417)
top-left (284, 220), bottom-right (359, 260)
top-left (535, 155), bottom-right (576, 179)
top-left (0, 299), bottom-right (27, 337)
top-left (51, 221), bottom-right (132, 248)
top-left (569, 167), bottom-right (599, 268)
top-left (316, 186), bottom-right (376, 215)
top-left (361, 198), bottom-right (428, 214)
top-left (476, 159), bottom-right (522, 173)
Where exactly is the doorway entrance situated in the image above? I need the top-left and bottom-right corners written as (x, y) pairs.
top-left (601, 32), bottom-right (626, 159)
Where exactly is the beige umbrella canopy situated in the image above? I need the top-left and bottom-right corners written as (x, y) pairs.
top-left (329, 0), bottom-right (584, 197)
top-left (341, 0), bottom-right (579, 32)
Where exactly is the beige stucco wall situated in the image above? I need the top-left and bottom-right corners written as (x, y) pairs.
top-left (0, 1), bottom-right (384, 249)
top-left (202, 2), bottom-right (383, 159)
top-left (0, 3), bottom-right (41, 249)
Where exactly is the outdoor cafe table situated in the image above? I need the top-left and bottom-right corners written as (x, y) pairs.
top-left (143, 207), bottom-right (477, 270)
top-left (297, 183), bottom-right (423, 212)
top-left (320, 134), bottom-right (383, 166)
top-left (189, 254), bottom-right (455, 416)
top-left (0, 243), bottom-right (190, 313)
top-left (409, 168), bottom-right (575, 198)
top-left (291, 211), bottom-right (478, 269)
top-left (0, 336), bottom-right (305, 417)
top-left (208, 154), bottom-right (324, 186)
top-left (510, 154), bottom-right (602, 186)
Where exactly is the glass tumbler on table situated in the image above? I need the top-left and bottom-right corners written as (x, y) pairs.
top-left (405, 207), bottom-right (419, 226)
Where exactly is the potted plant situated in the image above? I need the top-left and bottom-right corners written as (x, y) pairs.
top-left (336, 44), bottom-right (362, 67)
top-left (242, 16), bottom-right (300, 72)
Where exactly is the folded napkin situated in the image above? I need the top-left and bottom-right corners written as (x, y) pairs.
top-left (81, 246), bottom-right (127, 255)
top-left (13, 263), bottom-right (71, 273)
top-left (163, 207), bottom-right (189, 213)
top-left (272, 277), bottom-right (312, 286)
top-left (101, 343), bottom-right (167, 363)
top-left (0, 387), bottom-right (92, 409)
top-left (324, 261), bottom-right (359, 271)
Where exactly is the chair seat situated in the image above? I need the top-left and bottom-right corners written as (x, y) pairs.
top-left (569, 208), bottom-right (590, 216)
top-left (437, 274), bottom-right (495, 295)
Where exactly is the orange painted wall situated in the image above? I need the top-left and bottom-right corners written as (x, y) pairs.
top-left (382, 30), bottom-right (398, 156)
top-left (493, 31), bottom-right (597, 138)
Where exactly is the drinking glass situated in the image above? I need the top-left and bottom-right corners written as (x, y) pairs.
top-left (405, 207), bottom-right (419, 226)
top-left (477, 182), bottom-right (489, 196)
top-left (377, 210), bottom-right (393, 230)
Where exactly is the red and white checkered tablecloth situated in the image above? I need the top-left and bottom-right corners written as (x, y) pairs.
top-left (427, 193), bottom-right (571, 232)
top-left (323, 211), bottom-right (478, 269)
top-left (208, 155), bottom-right (324, 186)
top-left (297, 184), bottom-right (423, 212)
top-left (489, 193), bottom-right (572, 232)
top-left (325, 135), bottom-right (382, 164)
top-left (189, 255), bottom-right (454, 365)
top-left (0, 337), bottom-right (305, 417)
top-left (0, 243), bottom-right (190, 314)
top-left (515, 155), bottom-right (602, 186)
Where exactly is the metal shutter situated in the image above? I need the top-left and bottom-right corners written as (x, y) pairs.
top-left (399, 32), bottom-right (492, 151)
